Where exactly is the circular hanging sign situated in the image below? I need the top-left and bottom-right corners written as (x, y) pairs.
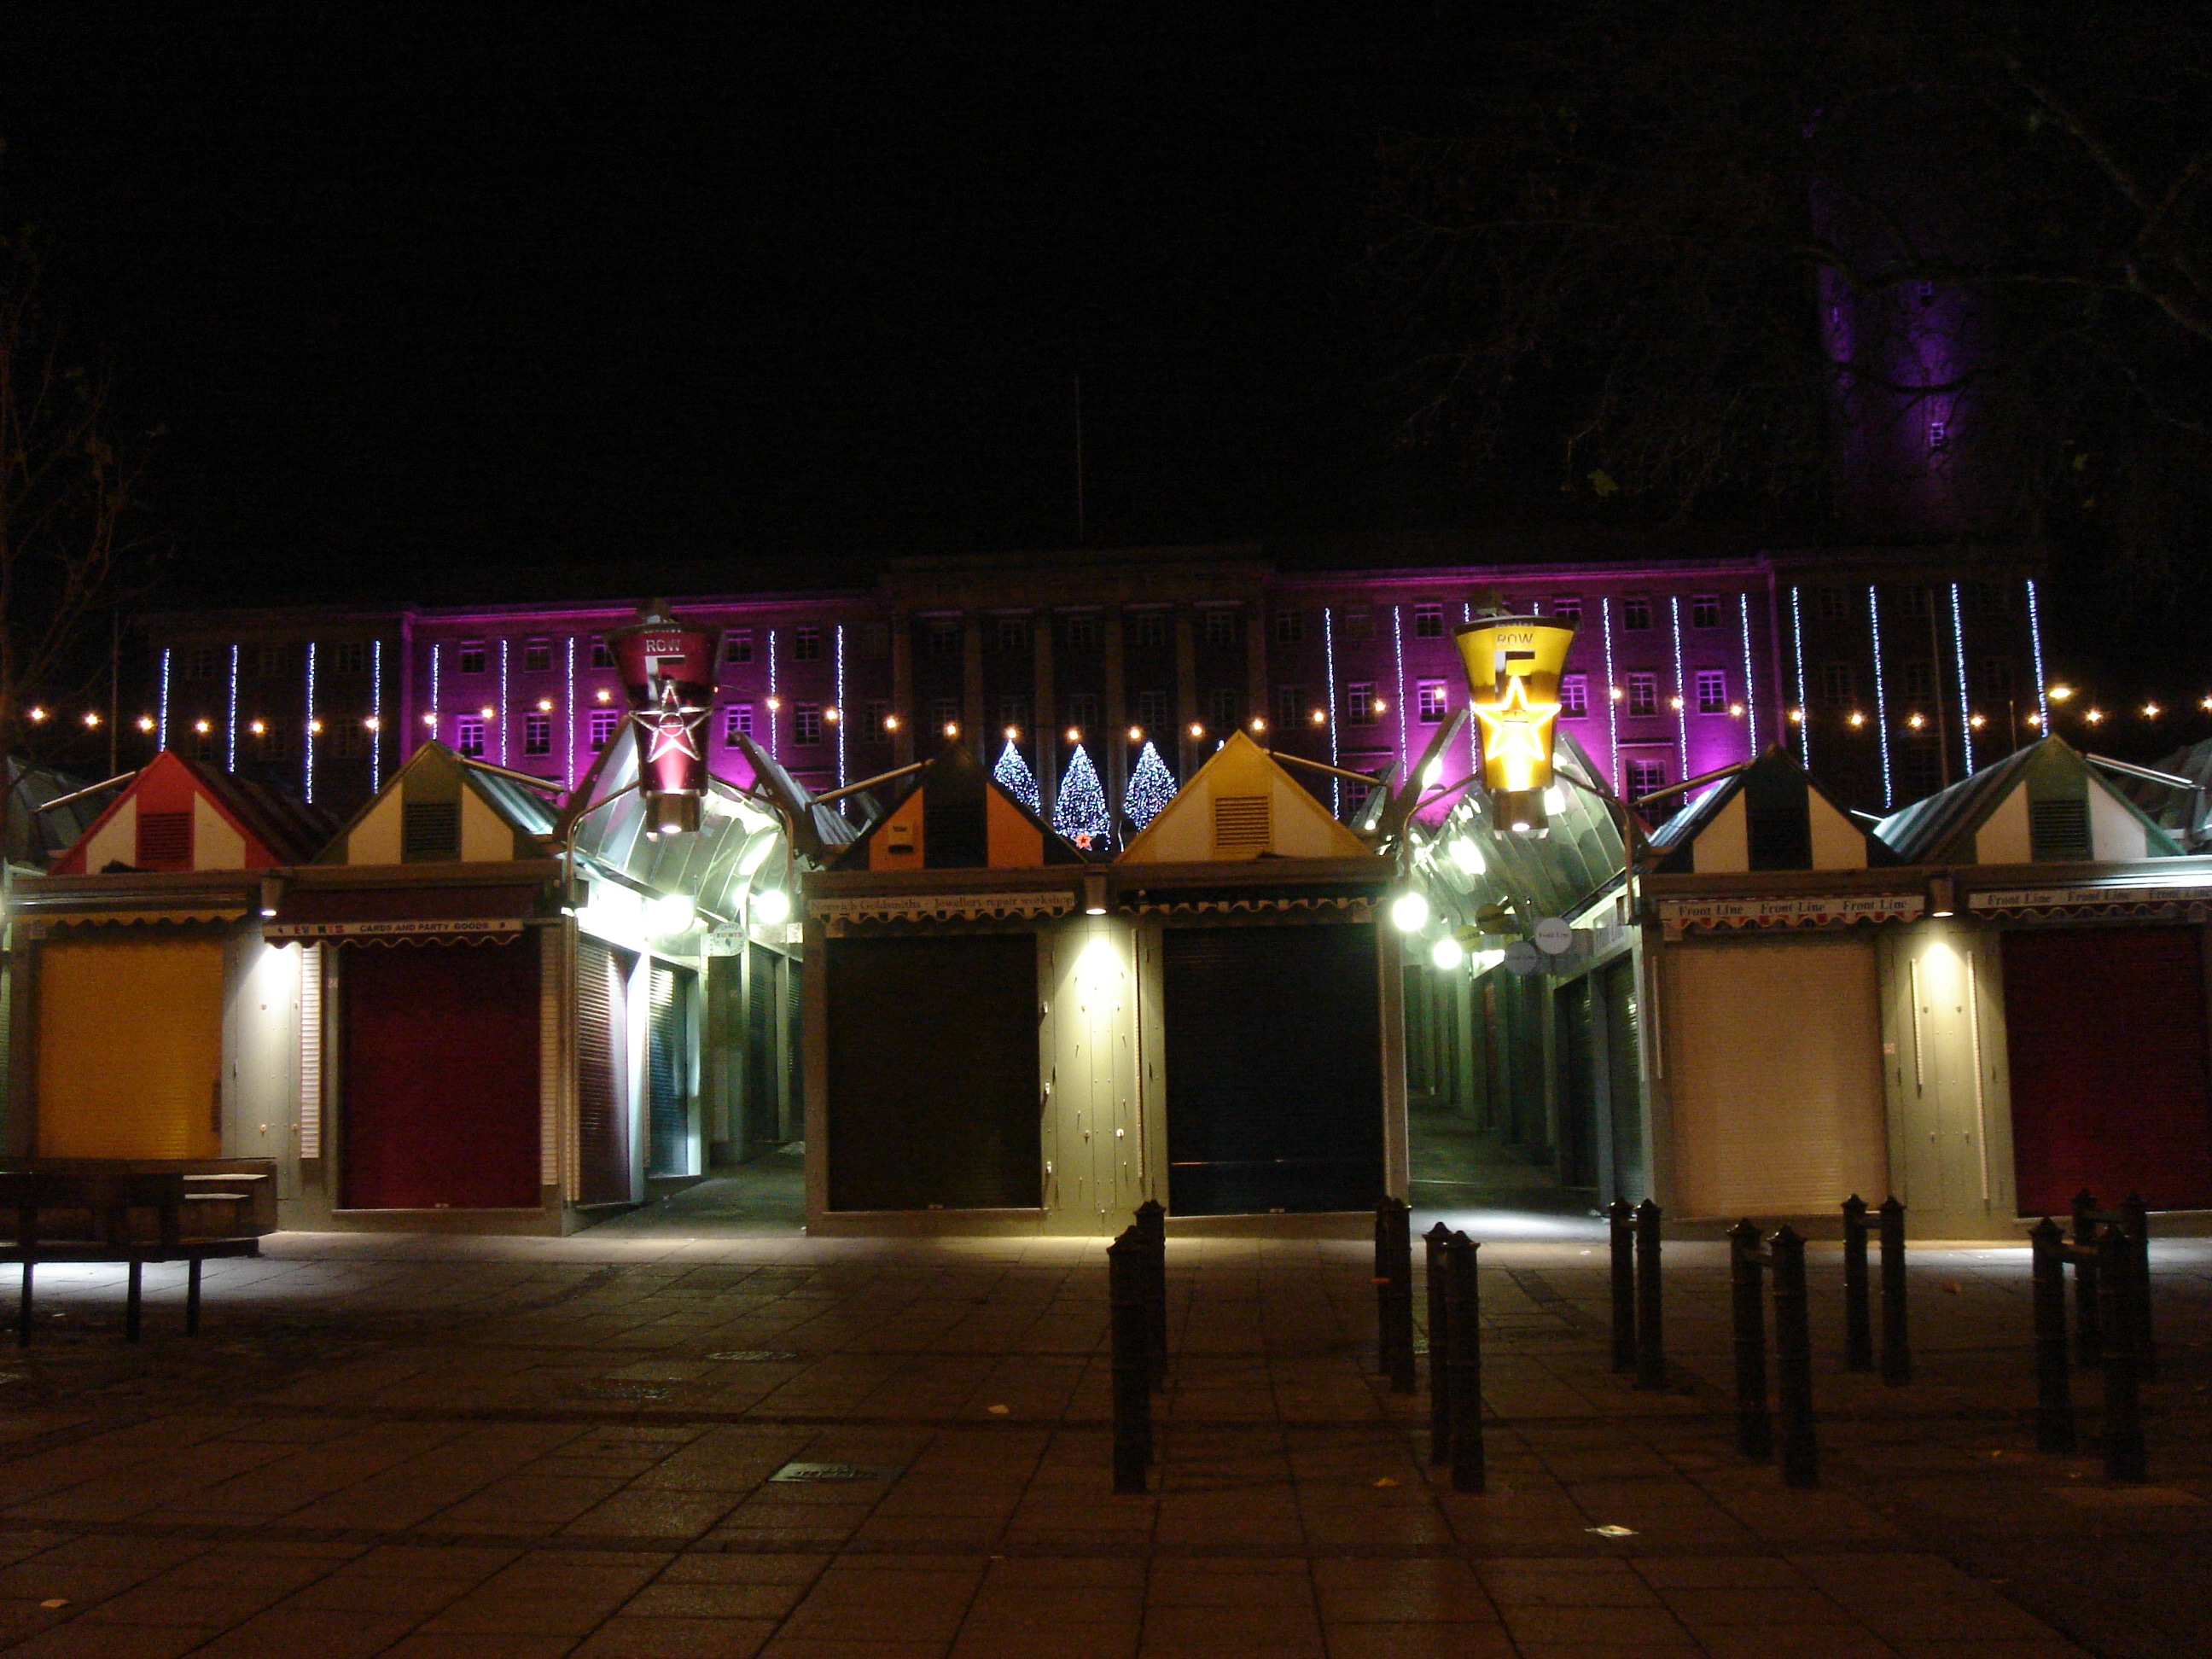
top-left (1503, 939), bottom-right (1543, 975)
top-left (1534, 917), bottom-right (1574, 955)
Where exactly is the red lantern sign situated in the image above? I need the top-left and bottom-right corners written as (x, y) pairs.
top-left (609, 602), bottom-right (721, 835)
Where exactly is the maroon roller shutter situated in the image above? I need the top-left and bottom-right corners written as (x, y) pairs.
top-left (2002, 927), bottom-right (2212, 1214)
top-left (576, 940), bottom-right (631, 1204)
top-left (341, 938), bottom-right (542, 1208)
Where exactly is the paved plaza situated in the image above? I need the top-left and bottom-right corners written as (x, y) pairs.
top-left (0, 1201), bottom-right (2203, 1658)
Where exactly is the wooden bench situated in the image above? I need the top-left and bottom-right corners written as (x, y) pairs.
top-left (0, 1170), bottom-right (262, 1343)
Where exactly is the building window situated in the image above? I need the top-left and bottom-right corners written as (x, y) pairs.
top-left (998, 696), bottom-right (1029, 734)
top-left (456, 716), bottom-right (486, 756)
top-left (725, 630), bottom-right (754, 664)
top-left (931, 696), bottom-right (961, 732)
top-left (1627, 758), bottom-right (1668, 800)
top-left (994, 615), bottom-right (1030, 653)
top-left (1900, 743), bottom-right (1941, 799)
top-left (1691, 596), bottom-right (1721, 629)
top-left (1901, 661), bottom-right (1936, 705)
top-left (1274, 685), bottom-right (1302, 730)
top-left (1815, 586), bottom-right (1852, 624)
top-left (523, 713), bottom-right (551, 755)
top-left (1062, 614), bottom-right (1099, 652)
top-left (1819, 662), bottom-right (1854, 705)
top-left (1622, 597), bottom-right (1653, 632)
top-left (1208, 688), bottom-right (1241, 730)
top-left (1627, 673), bottom-right (1659, 717)
top-left (252, 643), bottom-right (288, 678)
top-left (1412, 603), bottom-right (1445, 638)
top-left (794, 703), bottom-right (822, 744)
top-left (521, 638), bottom-right (551, 672)
top-left (1343, 607), bottom-right (1374, 641)
top-left (1274, 610), bottom-right (1304, 644)
top-left (1551, 596), bottom-right (1583, 625)
top-left (861, 622), bottom-right (890, 659)
top-left (194, 726), bottom-right (218, 761)
top-left (865, 700), bottom-right (891, 741)
top-left (1972, 581), bottom-right (2008, 617)
top-left (925, 619), bottom-right (962, 658)
top-left (724, 704), bottom-right (754, 745)
top-left (1896, 585), bottom-right (1931, 618)
top-left (1065, 692), bottom-right (1100, 731)
top-left (1417, 680), bottom-right (1449, 724)
top-left (331, 641), bottom-right (368, 676)
top-left (1560, 674), bottom-right (1589, 718)
top-left (1696, 669), bottom-right (1727, 714)
top-left (792, 626), bottom-right (822, 662)
top-left (1980, 657), bottom-right (2014, 703)
top-left (457, 640), bottom-right (488, 674)
top-left (591, 709), bottom-right (620, 750)
top-left (181, 646), bottom-right (218, 681)
top-left (590, 635), bottom-right (614, 669)
top-left (1202, 608), bottom-right (1238, 647)
top-left (1135, 689), bottom-right (1169, 729)
top-left (1928, 418), bottom-right (1949, 453)
top-left (260, 724), bottom-right (290, 760)
top-left (1129, 612), bottom-right (1167, 650)
top-left (331, 720), bottom-right (364, 758)
top-left (1346, 681), bottom-right (1377, 726)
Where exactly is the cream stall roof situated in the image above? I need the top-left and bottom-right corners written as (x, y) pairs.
top-left (1117, 730), bottom-right (1377, 863)
top-left (1872, 735), bottom-right (2182, 864)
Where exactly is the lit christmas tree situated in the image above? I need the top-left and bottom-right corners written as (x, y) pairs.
top-left (992, 739), bottom-right (1040, 817)
top-left (1051, 743), bottom-right (1112, 850)
top-left (1121, 740), bottom-right (1178, 831)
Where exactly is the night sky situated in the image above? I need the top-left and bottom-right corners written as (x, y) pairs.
top-left (0, 6), bottom-right (1442, 603)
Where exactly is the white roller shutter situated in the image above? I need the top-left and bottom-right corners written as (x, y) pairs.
top-left (1662, 934), bottom-right (1887, 1216)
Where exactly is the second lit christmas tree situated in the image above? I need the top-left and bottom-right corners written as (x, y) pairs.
top-left (1051, 743), bottom-right (1112, 850)
top-left (1121, 740), bottom-right (1177, 831)
top-left (993, 739), bottom-right (1041, 817)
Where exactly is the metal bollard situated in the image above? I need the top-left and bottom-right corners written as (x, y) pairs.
top-left (1770, 1225), bottom-right (1818, 1487)
top-left (1633, 1198), bottom-right (1665, 1390)
top-left (1108, 1227), bottom-right (1151, 1493)
top-left (1607, 1197), bottom-right (1636, 1374)
top-left (1878, 1196), bottom-right (1911, 1385)
top-left (2070, 1189), bottom-right (2103, 1367)
top-left (2119, 1193), bottom-right (2155, 1382)
top-left (1424, 1221), bottom-right (1452, 1465)
top-left (1376, 1197), bottom-right (1417, 1394)
top-left (2029, 1218), bottom-right (2075, 1454)
top-left (1135, 1200), bottom-right (1168, 1389)
top-left (1446, 1231), bottom-right (1485, 1493)
top-left (1728, 1220), bottom-right (1772, 1460)
top-left (2097, 1225), bottom-right (2146, 1482)
top-left (1841, 1196), bottom-right (1873, 1372)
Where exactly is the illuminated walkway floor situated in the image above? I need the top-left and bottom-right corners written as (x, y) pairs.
top-left (0, 1231), bottom-right (2202, 1656)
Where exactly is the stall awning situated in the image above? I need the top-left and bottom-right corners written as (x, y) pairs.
top-left (1969, 879), bottom-right (2212, 923)
top-left (1658, 893), bottom-right (1918, 940)
top-left (37, 906), bottom-right (247, 932)
top-left (809, 889), bottom-right (1074, 930)
top-left (268, 881), bottom-right (549, 943)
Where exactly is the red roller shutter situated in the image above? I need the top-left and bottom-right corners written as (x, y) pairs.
top-left (342, 938), bottom-right (542, 1208)
top-left (2001, 927), bottom-right (2212, 1214)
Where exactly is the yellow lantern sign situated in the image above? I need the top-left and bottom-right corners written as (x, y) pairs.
top-left (1454, 613), bottom-right (1580, 834)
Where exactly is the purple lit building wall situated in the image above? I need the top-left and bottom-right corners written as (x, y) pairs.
top-left (132, 545), bottom-right (2042, 825)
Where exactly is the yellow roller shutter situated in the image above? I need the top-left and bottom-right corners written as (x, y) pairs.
top-left (1661, 934), bottom-right (1887, 1216)
top-left (37, 936), bottom-right (224, 1158)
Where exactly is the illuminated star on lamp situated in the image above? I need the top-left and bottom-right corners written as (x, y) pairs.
top-left (1469, 672), bottom-right (1559, 794)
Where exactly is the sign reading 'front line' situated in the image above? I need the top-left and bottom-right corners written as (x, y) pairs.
top-left (1658, 894), bottom-right (1918, 939)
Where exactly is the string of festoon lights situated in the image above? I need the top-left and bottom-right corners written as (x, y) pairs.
top-left (20, 681), bottom-right (2212, 754)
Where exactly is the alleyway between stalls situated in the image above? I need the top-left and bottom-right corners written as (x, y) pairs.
top-left (0, 1223), bottom-right (2201, 1658)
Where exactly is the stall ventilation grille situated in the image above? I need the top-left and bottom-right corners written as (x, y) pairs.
top-left (135, 812), bottom-right (193, 870)
top-left (2029, 796), bottom-right (2090, 862)
top-left (402, 802), bottom-right (461, 862)
top-left (1213, 795), bottom-right (1271, 853)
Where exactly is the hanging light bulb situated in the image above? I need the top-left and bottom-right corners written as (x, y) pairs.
top-left (1447, 836), bottom-right (1484, 876)
top-left (1429, 934), bottom-right (1465, 971)
top-left (1389, 890), bottom-right (1429, 932)
top-left (751, 887), bottom-right (791, 925)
